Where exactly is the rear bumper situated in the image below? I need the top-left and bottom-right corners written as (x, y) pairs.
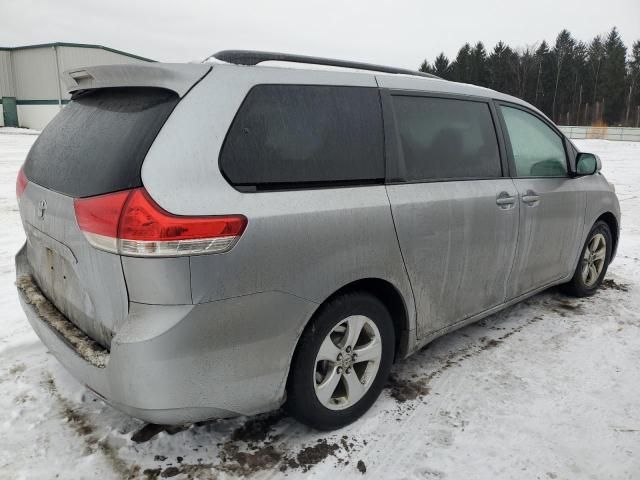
top-left (16, 244), bottom-right (318, 424)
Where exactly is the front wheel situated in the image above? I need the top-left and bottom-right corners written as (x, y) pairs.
top-left (563, 220), bottom-right (612, 297)
top-left (286, 292), bottom-right (395, 430)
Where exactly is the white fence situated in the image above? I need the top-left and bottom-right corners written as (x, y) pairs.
top-left (559, 126), bottom-right (640, 142)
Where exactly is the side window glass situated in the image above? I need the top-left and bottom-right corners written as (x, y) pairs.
top-left (392, 96), bottom-right (501, 181)
top-left (220, 85), bottom-right (384, 188)
top-left (500, 106), bottom-right (567, 177)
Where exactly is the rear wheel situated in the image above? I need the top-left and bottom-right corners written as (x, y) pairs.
top-left (286, 292), bottom-right (395, 430)
top-left (563, 221), bottom-right (612, 297)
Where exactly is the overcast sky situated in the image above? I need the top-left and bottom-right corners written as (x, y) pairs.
top-left (2, 0), bottom-right (640, 68)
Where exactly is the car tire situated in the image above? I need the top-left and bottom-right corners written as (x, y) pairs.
top-left (562, 220), bottom-right (612, 297)
top-left (286, 291), bottom-right (395, 431)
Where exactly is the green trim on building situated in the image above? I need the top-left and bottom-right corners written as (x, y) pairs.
top-left (0, 42), bottom-right (155, 62)
top-left (15, 99), bottom-right (71, 105)
top-left (1, 98), bottom-right (70, 105)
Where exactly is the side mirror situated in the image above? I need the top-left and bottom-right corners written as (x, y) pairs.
top-left (575, 152), bottom-right (601, 176)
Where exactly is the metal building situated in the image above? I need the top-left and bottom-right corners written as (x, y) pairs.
top-left (0, 42), bottom-right (154, 130)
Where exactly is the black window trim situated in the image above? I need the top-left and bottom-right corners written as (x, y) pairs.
top-left (380, 89), bottom-right (508, 185)
top-left (218, 83), bottom-right (387, 193)
top-left (493, 100), bottom-right (571, 179)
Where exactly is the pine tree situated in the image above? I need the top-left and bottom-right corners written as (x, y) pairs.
top-left (600, 27), bottom-right (627, 125)
top-left (626, 40), bottom-right (640, 126)
top-left (452, 43), bottom-right (472, 83)
top-left (551, 29), bottom-right (576, 122)
top-left (588, 36), bottom-right (605, 107)
top-left (470, 42), bottom-right (489, 87)
top-left (570, 41), bottom-right (588, 125)
top-left (419, 59), bottom-right (435, 74)
top-left (584, 36), bottom-right (606, 124)
top-left (415, 27), bottom-right (633, 124)
top-left (533, 41), bottom-right (553, 114)
top-left (433, 53), bottom-right (452, 79)
top-left (488, 41), bottom-right (517, 95)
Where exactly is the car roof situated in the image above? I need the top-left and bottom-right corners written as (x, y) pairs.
top-left (374, 73), bottom-right (542, 113)
top-left (209, 61), bottom-right (547, 120)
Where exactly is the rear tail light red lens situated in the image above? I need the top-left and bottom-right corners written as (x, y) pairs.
top-left (74, 187), bottom-right (247, 257)
top-left (16, 167), bottom-right (28, 199)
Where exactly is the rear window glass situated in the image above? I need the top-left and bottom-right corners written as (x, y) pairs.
top-left (219, 84), bottom-right (384, 189)
top-left (392, 96), bottom-right (501, 181)
top-left (24, 88), bottom-right (178, 198)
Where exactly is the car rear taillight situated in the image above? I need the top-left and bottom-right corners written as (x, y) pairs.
top-left (16, 167), bottom-right (28, 199)
top-left (74, 188), bottom-right (247, 257)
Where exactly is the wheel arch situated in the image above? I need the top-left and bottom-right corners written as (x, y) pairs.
top-left (296, 278), bottom-right (413, 364)
top-left (596, 212), bottom-right (619, 259)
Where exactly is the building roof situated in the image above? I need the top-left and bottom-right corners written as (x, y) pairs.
top-left (0, 42), bottom-right (154, 62)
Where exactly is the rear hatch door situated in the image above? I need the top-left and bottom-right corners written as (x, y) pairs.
top-left (19, 64), bottom-right (210, 348)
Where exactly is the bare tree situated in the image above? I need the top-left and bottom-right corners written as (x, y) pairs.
top-left (512, 44), bottom-right (537, 100)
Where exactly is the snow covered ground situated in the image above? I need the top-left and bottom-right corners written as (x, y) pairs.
top-left (0, 132), bottom-right (639, 480)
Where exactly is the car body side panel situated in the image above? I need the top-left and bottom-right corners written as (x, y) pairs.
top-left (186, 186), bottom-right (408, 304)
top-left (141, 64), bottom-right (378, 215)
top-left (121, 256), bottom-right (192, 305)
top-left (18, 240), bottom-right (319, 422)
top-left (110, 293), bottom-right (318, 418)
top-left (574, 173), bottom-right (621, 266)
top-left (141, 64), bottom-right (417, 342)
top-left (387, 179), bottom-right (520, 337)
top-left (506, 177), bottom-right (586, 299)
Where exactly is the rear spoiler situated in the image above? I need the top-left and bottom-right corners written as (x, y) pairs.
top-left (63, 63), bottom-right (212, 98)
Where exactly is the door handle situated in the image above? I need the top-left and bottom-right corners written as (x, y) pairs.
top-left (496, 192), bottom-right (516, 208)
top-left (521, 190), bottom-right (540, 205)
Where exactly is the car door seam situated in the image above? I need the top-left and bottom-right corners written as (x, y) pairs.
top-left (503, 178), bottom-right (521, 301)
top-left (383, 185), bottom-right (418, 336)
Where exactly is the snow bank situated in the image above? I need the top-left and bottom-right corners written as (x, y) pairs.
top-left (0, 127), bottom-right (40, 135)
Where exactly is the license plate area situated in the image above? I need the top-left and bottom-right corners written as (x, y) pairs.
top-left (25, 226), bottom-right (109, 347)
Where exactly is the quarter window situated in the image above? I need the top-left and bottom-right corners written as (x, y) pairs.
top-left (392, 96), bottom-right (501, 181)
top-left (220, 85), bottom-right (384, 189)
top-left (499, 106), bottom-right (567, 177)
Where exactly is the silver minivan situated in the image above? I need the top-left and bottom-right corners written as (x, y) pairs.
top-left (16, 51), bottom-right (620, 430)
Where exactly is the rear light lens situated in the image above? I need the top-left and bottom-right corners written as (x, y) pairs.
top-left (74, 188), bottom-right (247, 257)
top-left (16, 167), bottom-right (28, 199)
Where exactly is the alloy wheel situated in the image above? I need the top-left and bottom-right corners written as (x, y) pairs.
top-left (313, 315), bottom-right (382, 410)
top-left (581, 232), bottom-right (606, 287)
